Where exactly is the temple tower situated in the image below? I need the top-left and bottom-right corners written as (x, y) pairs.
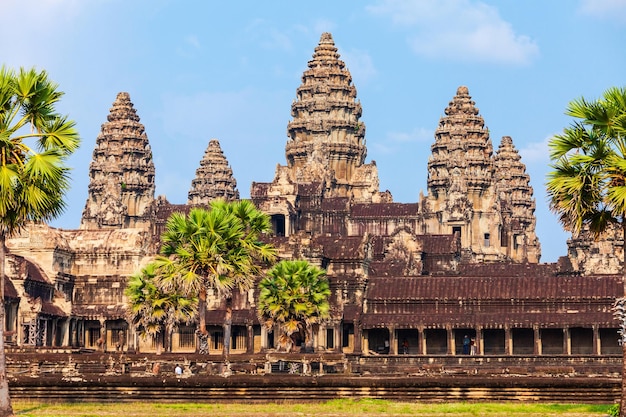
top-left (494, 136), bottom-right (540, 262)
top-left (188, 139), bottom-right (239, 205)
top-left (282, 32), bottom-right (385, 202)
top-left (252, 32), bottom-right (389, 237)
top-left (423, 86), bottom-right (500, 261)
top-left (80, 92), bottom-right (155, 229)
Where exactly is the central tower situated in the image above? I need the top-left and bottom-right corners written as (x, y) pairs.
top-left (252, 33), bottom-right (389, 237)
top-left (285, 32), bottom-right (369, 195)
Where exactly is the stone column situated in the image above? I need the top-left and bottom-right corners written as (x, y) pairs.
top-left (534, 326), bottom-right (541, 355)
top-left (62, 319), bottom-right (71, 347)
top-left (388, 326), bottom-right (396, 355)
top-left (354, 321), bottom-right (363, 354)
top-left (418, 327), bottom-right (426, 355)
top-left (564, 327), bottom-right (571, 355)
top-left (100, 319), bottom-right (106, 352)
top-left (475, 327), bottom-right (483, 355)
top-left (246, 324), bottom-right (254, 354)
top-left (447, 325), bottom-right (454, 355)
top-left (260, 326), bottom-right (268, 350)
top-left (505, 326), bottom-right (512, 355)
top-left (593, 325), bottom-right (600, 355)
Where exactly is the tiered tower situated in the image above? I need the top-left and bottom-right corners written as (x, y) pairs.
top-left (80, 92), bottom-right (155, 229)
top-left (494, 136), bottom-right (540, 262)
top-left (424, 86), bottom-right (499, 260)
top-left (251, 32), bottom-right (389, 237)
top-left (282, 32), bottom-right (386, 203)
top-left (188, 139), bottom-right (239, 205)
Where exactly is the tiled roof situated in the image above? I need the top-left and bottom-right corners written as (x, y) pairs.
top-left (351, 203), bottom-right (419, 218)
top-left (315, 236), bottom-right (363, 259)
top-left (421, 234), bottom-right (458, 254)
top-left (321, 197), bottom-right (349, 211)
top-left (366, 275), bottom-right (621, 300)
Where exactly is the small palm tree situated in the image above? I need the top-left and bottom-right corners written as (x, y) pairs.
top-left (125, 263), bottom-right (197, 353)
top-left (0, 66), bottom-right (80, 417)
top-left (258, 260), bottom-right (330, 353)
top-left (157, 200), bottom-right (275, 358)
top-left (546, 86), bottom-right (626, 416)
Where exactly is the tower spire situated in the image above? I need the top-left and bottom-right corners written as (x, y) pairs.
top-left (188, 139), bottom-right (239, 205)
top-left (285, 32), bottom-right (369, 193)
top-left (80, 92), bottom-right (155, 229)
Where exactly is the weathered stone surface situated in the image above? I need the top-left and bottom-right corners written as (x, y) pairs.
top-left (81, 92), bottom-right (156, 230)
top-left (188, 139), bottom-right (239, 205)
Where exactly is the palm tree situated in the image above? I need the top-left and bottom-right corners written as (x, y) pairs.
top-left (157, 200), bottom-right (275, 358)
top-left (125, 262), bottom-right (197, 353)
top-left (546, 86), bottom-right (626, 416)
top-left (209, 199), bottom-right (276, 357)
top-left (258, 260), bottom-right (330, 353)
top-left (0, 66), bottom-right (79, 417)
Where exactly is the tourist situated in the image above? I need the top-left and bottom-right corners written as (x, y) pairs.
top-left (462, 335), bottom-right (470, 355)
top-left (402, 339), bottom-right (409, 354)
top-left (175, 364), bottom-right (182, 376)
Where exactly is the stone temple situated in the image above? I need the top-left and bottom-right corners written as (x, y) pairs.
top-left (3, 33), bottom-right (622, 361)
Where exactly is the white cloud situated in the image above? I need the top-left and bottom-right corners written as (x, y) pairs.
top-left (369, 127), bottom-right (433, 156)
top-left (578, 0), bottom-right (626, 22)
top-left (518, 135), bottom-right (552, 165)
top-left (340, 49), bottom-right (377, 83)
top-left (386, 127), bottom-right (433, 143)
top-left (185, 35), bottom-right (201, 49)
top-left (366, 0), bottom-right (539, 65)
top-left (1, 0), bottom-right (97, 67)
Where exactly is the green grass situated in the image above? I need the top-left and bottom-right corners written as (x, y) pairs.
top-left (11, 399), bottom-right (614, 417)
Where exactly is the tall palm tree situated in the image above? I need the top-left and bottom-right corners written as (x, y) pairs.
top-left (125, 263), bottom-right (197, 353)
top-left (0, 66), bottom-right (79, 417)
top-left (546, 86), bottom-right (626, 416)
top-left (258, 260), bottom-right (330, 353)
top-left (157, 200), bottom-right (275, 358)
top-left (209, 199), bottom-right (276, 357)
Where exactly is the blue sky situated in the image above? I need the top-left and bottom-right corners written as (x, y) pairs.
top-left (2, 0), bottom-right (625, 263)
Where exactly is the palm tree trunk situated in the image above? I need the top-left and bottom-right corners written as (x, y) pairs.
top-left (223, 297), bottom-right (232, 362)
top-left (0, 232), bottom-right (14, 417)
top-left (305, 321), bottom-right (314, 353)
top-left (198, 287), bottom-right (208, 354)
top-left (622, 342), bottom-right (626, 417)
top-left (619, 219), bottom-right (626, 417)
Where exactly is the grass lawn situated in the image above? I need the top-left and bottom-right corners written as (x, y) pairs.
top-left (12, 399), bottom-right (614, 417)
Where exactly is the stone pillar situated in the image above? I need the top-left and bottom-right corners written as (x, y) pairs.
top-left (62, 319), bottom-right (71, 347)
top-left (246, 324), bottom-right (254, 354)
top-left (564, 327), bottom-right (571, 355)
top-left (261, 326), bottom-right (268, 350)
top-left (418, 327), bottom-right (426, 355)
top-left (593, 325), bottom-right (600, 355)
top-left (447, 326), bottom-right (454, 355)
top-left (354, 321), bottom-right (363, 354)
top-left (475, 327), bottom-right (483, 355)
top-left (100, 319), bottom-right (106, 352)
top-left (388, 326), bottom-right (396, 355)
top-left (505, 326), bottom-right (512, 355)
top-left (534, 326), bottom-right (541, 355)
